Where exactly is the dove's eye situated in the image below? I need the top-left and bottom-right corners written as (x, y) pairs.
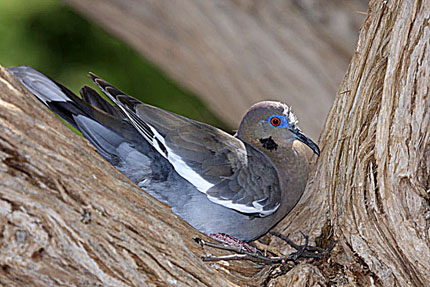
top-left (267, 114), bottom-right (289, 129)
top-left (270, 117), bottom-right (281, 127)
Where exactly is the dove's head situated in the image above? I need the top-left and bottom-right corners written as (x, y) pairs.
top-left (236, 101), bottom-right (320, 155)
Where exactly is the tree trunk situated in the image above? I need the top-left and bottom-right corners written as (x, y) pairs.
top-left (269, 0), bottom-right (430, 286)
top-left (1, 0), bottom-right (429, 286)
top-left (60, 0), bottom-right (368, 140)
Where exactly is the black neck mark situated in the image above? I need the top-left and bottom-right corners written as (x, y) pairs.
top-left (259, 136), bottom-right (278, 151)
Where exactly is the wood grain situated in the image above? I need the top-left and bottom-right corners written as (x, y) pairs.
top-left (273, 0), bottom-right (430, 285)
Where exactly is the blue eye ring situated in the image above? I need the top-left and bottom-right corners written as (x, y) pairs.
top-left (267, 114), bottom-right (289, 128)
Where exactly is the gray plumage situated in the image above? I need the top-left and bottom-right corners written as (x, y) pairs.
top-left (8, 66), bottom-right (320, 241)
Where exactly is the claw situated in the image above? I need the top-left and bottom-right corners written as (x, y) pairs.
top-left (194, 232), bottom-right (335, 265)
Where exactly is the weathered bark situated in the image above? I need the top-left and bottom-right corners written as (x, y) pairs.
top-left (61, 0), bottom-right (368, 140)
top-left (1, 0), bottom-right (429, 286)
top-left (270, 0), bottom-right (430, 286)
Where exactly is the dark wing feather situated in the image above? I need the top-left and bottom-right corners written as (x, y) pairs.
top-left (80, 85), bottom-right (125, 119)
top-left (205, 144), bottom-right (281, 216)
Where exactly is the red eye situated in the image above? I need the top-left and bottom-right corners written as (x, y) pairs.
top-left (270, 117), bottom-right (281, 127)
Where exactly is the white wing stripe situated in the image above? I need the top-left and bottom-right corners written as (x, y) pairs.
top-left (207, 195), bottom-right (279, 217)
top-left (107, 96), bottom-right (216, 193)
top-left (148, 125), bottom-right (215, 192)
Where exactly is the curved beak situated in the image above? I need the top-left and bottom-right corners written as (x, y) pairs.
top-left (293, 130), bottom-right (320, 156)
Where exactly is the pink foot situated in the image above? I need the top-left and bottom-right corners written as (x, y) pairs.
top-left (209, 233), bottom-right (257, 253)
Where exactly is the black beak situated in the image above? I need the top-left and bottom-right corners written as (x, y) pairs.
top-left (293, 130), bottom-right (320, 156)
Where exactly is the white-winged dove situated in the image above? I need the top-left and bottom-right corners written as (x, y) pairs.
top-left (8, 66), bottom-right (319, 241)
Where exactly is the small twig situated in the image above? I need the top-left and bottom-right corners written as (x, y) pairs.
top-left (194, 232), bottom-right (336, 265)
top-left (202, 253), bottom-right (285, 264)
top-left (254, 240), bottom-right (282, 257)
top-left (194, 237), bottom-right (285, 264)
top-left (194, 237), bottom-right (257, 254)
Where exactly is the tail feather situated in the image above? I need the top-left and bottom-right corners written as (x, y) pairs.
top-left (7, 66), bottom-right (94, 130)
top-left (8, 66), bottom-right (68, 106)
top-left (7, 66), bottom-right (171, 190)
top-left (7, 66), bottom-right (134, 162)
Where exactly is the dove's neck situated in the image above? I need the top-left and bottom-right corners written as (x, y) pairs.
top-left (262, 141), bottom-right (309, 184)
top-left (237, 132), bottom-right (310, 223)
top-left (241, 136), bottom-right (309, 191)
top-left (261, 141), bottom-right (310, 217)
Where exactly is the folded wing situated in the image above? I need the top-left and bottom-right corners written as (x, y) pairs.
top-left (90, 74), bottom-right (282, 217)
